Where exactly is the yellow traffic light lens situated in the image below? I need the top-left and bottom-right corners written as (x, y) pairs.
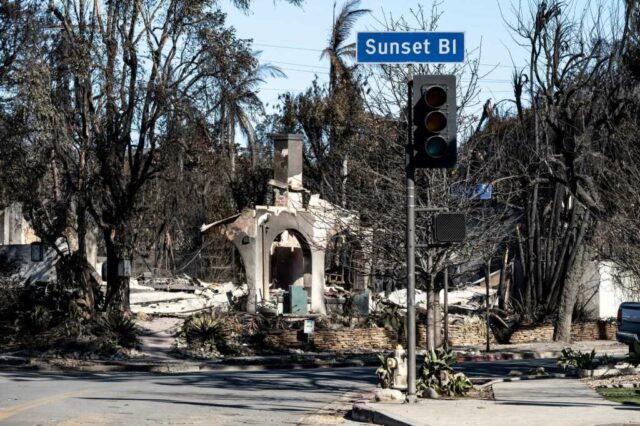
top-left (425, 111), bottom-right (447, 132)
top-left (424, 86), bottom-right (447, 108)
top-left (425, 136), bottom-right (447, 158)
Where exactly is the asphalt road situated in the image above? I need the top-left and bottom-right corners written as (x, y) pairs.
top-left (0, 359), bottom-right (558, 425)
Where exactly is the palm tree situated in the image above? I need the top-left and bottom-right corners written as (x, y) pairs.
top-left (321, 0), bottom-right (370, 92)
top-left (320, 1), bottom-right (369, 207)
top-left (219, 61), bottom-right (285, 173)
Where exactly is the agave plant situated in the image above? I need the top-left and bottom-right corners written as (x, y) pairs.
top-left (417, 348), bottom-right (472, 397)
top-left (96, 312), bottom-right (139, 348)
top-left (376, 353), bottom-right (393, 389)
top-left (182, 311), bottom-right (230, 352)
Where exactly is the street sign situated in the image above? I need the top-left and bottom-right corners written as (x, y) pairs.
top-left (357, 32), bottom-right (464, 64)
top-left (303, 319), bottom-right (315, 334)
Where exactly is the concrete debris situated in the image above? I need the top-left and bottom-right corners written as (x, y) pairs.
top-left (377, 289), bottom-right (427, 308)
top-left (324, 284), bottom-right (350, 298)
top-left (129, 275), bottom-right (248, 317)
top-left (1, 244), bottom-right (59, 285)
top-left (139, 274), bottom-right (203, 292)
top-left (373, 283), bottom-right (501, 323)
top-left (374, 388), bottom-right (405, 403)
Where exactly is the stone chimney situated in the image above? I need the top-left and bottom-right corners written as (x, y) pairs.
top-left (270, 134), bottom-right (305, 208)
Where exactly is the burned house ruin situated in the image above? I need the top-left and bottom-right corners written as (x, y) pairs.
top-left (201, 134), bottom-right (371, 314)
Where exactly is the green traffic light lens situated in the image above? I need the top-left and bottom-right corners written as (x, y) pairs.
top-left (425, 111), bottom-right (447, 132)
top-left (424, 86), bottom-right (447, 108)
top-left (425, 136), bottom-right (447, 158)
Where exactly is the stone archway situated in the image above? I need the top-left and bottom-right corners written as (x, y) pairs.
top-left (268, 229), bottom-right (312, 291)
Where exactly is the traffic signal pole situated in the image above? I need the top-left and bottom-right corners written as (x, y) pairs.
top-left (406, 65), bottom-right (418, 403)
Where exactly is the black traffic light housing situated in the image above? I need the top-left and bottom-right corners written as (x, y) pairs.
top-left (412, 75), bottom-right (457, 168)
top-left (433, 213), bottom-right (466, 243)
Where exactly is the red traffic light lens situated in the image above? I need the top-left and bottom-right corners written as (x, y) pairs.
top-left (425, 136), bottom-right (447, 158)
top-left (425, 111), bottom-right (447, 132)
top-left (424, 86), bottom-right (447, 108)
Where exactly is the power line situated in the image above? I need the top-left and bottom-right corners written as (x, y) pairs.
top-left (264, 59), bottom-right (327, 70)
top-left (255, 42), bottom-right (323, 52)
top-left (256, 42), bottom-right (520, 69)
top-left (279, 66), bottom-right (329, 75)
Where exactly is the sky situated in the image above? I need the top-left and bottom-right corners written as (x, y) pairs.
top-left (224, 0), bottom-right (591, 113)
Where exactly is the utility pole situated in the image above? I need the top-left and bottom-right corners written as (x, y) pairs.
top-left (405, 64), bottom-right (417, 403)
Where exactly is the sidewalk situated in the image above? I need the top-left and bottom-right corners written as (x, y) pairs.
top-left (352, 378), bottom-right (640, 426)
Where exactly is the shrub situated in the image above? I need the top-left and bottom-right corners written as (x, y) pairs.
top-left (27, 305), bottom-right (53, 331)
top-left (600, 353), bottom-right (613, 366)
top-left (0, 285), bottom-right (24, 322)
top-left (626, 343), bottom-right (640, 367)
top-left (376, 353), bottom-right (393, 389)
top-left (557, 348), bottom-right (596, 370)
top-left (368, 301), bottom-right (405, 335)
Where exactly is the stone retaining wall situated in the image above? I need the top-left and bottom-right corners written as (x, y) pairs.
top-left (510, 321), bottom-right (617, 344)
top-left (264, 320), bottom-right (617, 351)
top-left (448, 321), bottom-right (497, 346)
top-left (265, 328), bottom-right (399, 351)
top-left (509, 324), bottom-right (555, 343)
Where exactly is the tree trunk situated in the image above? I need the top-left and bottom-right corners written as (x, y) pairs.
top-left (554, 211), bottom-right (590, 342)
top-left (434, 297), bottom-right (442, 348)
top-left (554, 245), bottom-right (585, 342)
top-left (426, 275), bottom-right (436, 351)
top-left (341, 155), bottom-right (348, 208)
top-left (104, 229), bottom-right (131, 315)
top-left (229, 115), bottom-right (236, 177)
top-left (484, 260), bottom-right (492, 351)
top-left (498, 248), bottom-right (509, 310)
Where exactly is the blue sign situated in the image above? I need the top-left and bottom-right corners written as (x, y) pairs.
top-left (474, 184), bottom-right (493, 200)
top-left (357, 32), bottom-right (464, 64)
top-left (449, 183), bottom-right (493, 200)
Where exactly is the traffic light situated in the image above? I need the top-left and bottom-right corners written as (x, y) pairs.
top-left (411, 75), bottom-right (457, 168)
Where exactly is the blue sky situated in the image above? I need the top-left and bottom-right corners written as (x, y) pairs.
top-left (225, 0), bottom-right (590, 112)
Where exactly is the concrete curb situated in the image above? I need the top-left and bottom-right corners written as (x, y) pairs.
top-left (0, 354), bottom-right (371, 374)
top-left (595, 383), bottom-right (640, 389)
top-left (456, 350), bottom-right (561, 362)
top-left (351, 402), bottom-right (415, 426)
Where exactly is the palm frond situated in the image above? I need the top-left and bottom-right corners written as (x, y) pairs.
top-left (257, 63), bottom-right (286, 79)
top-left (329, 0), bottom-right (370, 52)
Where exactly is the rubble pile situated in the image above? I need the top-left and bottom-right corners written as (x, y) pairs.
top-left (129, 275), bottom-right (248, 317)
